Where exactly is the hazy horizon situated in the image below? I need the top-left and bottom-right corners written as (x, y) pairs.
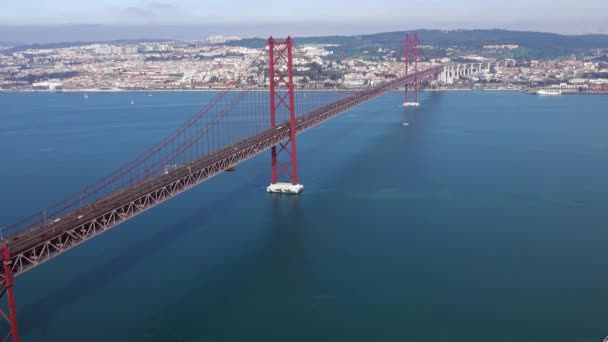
top-left (1, 22), bottom-right (607, 45)
top-left (0, 0), bottom-right (607, 44)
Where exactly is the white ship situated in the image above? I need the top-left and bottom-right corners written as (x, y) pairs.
top-left (536, 89), bottom-right (562, 96)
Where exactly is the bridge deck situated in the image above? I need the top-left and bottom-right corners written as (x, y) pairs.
top-left (1, 66), bottom-right (443, 282)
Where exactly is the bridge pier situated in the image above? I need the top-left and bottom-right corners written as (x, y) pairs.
top-left (266, 36), bottom-right (303, 194)
top-left (442, 65), bottom-right (455, 85)
top-left (437, 61), bottom-right (493, 86)
top-left (0, 246), bottom-right (19, 342)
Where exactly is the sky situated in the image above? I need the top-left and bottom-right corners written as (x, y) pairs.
top-left (0, 0), bottom-right (607, 43)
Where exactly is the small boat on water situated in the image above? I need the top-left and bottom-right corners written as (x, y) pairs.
top-left (536, 89), bottom-right (562, 96)
top-left (402, 122), bottom-right (409, 126)
top-left (148, 93), bottom-right (152, 97)
top-left (130, 99), bottom-right (134, 105)
top-left (84, 93), bottom-right (88, 99)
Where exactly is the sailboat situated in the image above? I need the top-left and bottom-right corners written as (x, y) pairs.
top-left (84, 93), bottom-right (89, 99)
top-left (130, 99), bottom-right (134, 105)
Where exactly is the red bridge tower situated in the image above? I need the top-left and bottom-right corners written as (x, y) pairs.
top-left (266, 37), bottom-right (304, 194)
top-left (403, 33), bottom-right (420, 107)
top-left (1, 246), bottom-right (19, 342)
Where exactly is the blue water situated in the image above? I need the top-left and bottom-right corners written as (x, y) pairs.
top-left (1, 91), bottom-right (608, 341)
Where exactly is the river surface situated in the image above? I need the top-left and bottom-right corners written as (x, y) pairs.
top-left (1, 91), bottom-right (608, 341)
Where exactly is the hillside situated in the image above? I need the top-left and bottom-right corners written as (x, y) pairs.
top-left (226, 29), bottom-right (608, 60)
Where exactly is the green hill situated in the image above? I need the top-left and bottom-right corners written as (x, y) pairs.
top-left (226, 29), bottom-right (608, 60)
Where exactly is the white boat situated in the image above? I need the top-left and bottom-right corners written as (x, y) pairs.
top-left (130, 99), bottom-right (134, 105)
top-left (148, 93), bottom-right (152, 97)
top-left (84, 93), bottom-right (88, 99)
top-left (536, 89), bottom-right (562, 96)
top-left (402, 102), bottom-right (420, 107)
top-left (402, 122), bottom-right (409, 126)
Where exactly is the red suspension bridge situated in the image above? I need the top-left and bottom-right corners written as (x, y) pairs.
top-left (0, 34), bottom-right (470, 341)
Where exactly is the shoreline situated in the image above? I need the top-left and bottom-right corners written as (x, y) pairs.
top-left (0, 87), bottom-right (512, 93)
top-left (425, 88), bottom-right (474, 92)
top-left (2, 88), bottom-right (347, 93)
top-left (1, 88), bottom-right (606, 95)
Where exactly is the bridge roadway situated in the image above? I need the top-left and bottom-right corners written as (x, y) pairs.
top-left (1, 65), bottom-right (444, 284)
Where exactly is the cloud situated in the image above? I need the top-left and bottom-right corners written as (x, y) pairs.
top-left (123, 6), bottom-right (152, 17)
top-left (110, 0), bottom-right (179, 22)
top-left (145, 1), bottom-right (177, 10)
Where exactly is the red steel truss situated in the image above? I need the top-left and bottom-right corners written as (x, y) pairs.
top-left (2, 64), bottom-right (442, 283)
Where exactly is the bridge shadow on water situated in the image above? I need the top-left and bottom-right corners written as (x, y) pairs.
top-left (17, 97), bottom-right (395, 339)
top-left (18, 172), bottom-right (272, 339)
